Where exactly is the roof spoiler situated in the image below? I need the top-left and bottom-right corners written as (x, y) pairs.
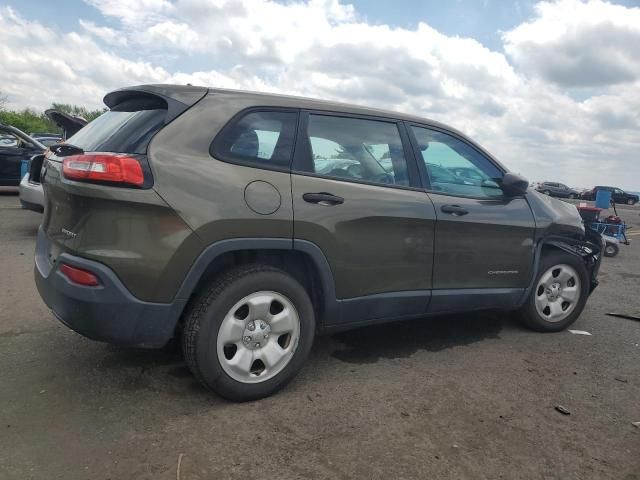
top-left (103, 84), bottom-right (209, 122)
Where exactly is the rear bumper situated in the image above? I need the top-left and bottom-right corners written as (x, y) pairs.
top-left (34, 227), bottom-right (184, 348)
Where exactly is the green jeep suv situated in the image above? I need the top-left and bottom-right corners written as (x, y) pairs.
top-left (35, 85), bottom-right (603, 401)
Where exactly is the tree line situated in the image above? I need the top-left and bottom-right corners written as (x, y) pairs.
top-left (0, 91), bottom-right (104, 135)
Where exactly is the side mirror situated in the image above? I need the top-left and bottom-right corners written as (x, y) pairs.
top-left (501, 172), bottom-right (529, 196)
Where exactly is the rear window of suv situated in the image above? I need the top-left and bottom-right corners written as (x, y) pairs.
top-left (211, 110), bottom-right (298, 170)
top-left (66, 96), bottom-right (168, 154)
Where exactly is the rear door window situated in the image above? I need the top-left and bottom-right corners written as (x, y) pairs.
top-left (212, 110), bottom-right (298, 169)
top-left (300, 114), bottom-right (410, 187)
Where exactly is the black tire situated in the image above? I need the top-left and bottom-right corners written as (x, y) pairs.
top-left (603, 243), bottom-right (619, 257)
top-left (516, 250), bottom-right (590, 332)
top-left (628, 198), bottom-right (636, 205)
top-left (569, 194), bottom-right (576, 199)
top-left (543, 190), bottom-right (551, 195)
top-left (182, 265), bottom-right (315, 401)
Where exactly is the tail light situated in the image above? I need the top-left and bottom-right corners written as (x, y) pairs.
top-left (60, 263), bottom-right (100, 286)
top-left (62, 153), bottom-right (147, 187)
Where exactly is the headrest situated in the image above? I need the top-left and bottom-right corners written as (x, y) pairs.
top-left (230, 129), bottom-right (259, 158)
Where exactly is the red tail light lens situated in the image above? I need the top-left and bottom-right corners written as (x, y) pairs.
top-left (62, 153), bottom-right (145, 187)
top-left (60, 263), bottom-right (100, 286)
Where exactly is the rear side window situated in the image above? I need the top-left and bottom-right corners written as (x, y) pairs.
top-left (67, 96), bottom-right (168, 154)
top-left (212, 111), bottom-right (298, 169)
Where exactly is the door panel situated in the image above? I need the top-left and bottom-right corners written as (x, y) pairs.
top-left (292, 112), bottom-right (435, 300)
top-left (428, 193), bottom-right (535, 289)
top-left (292, 175), bottom-right (435, 298)
top-left (407, 124), bottom-right (536, 290)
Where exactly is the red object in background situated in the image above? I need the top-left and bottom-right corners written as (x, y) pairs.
top-left (604, 215), bottom-right (622, 224)
top-left (576, 205), bottom-right (602, 225)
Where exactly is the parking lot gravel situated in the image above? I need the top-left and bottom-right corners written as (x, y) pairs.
top-left (0, 191), bottom-right (638, 479)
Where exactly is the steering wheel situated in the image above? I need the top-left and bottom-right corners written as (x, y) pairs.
top-left (346, 163), bottom-right (364, 178)
top-left (373, 172), bottom-right (394, 184)
top-left (328, 168), bottom-right (356, 179)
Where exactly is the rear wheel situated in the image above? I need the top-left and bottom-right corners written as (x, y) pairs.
top-left (182, 265), bottom-right (315, 401)
top-left (517, 251), bottom-right (589, 332)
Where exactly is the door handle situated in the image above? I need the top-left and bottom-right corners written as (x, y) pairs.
top-left (441, 204), bottom-right (469, 216)
top-left (303, 192), bottom-right (344, 206)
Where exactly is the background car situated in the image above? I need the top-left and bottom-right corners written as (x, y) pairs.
top-left (426, 163), bottom-right (471, 185)
top-left (19, 153), bottom-right (46, 212)
top-left (0, 124), bottom-right (45, 186)
top-left (448, 166), bottom-right (489, 185)
top-left (19, 110), bottom-right (88, 213)
top-left (30, 132), bottom-right (62, 140)
top-left (535, 181), bottom-right (580, 199)
top-left (44, 110), bottom-right (87, 139)
top-left (581, 186), bottom-right (639, 205)
top-left (35, 137), bottom-right (62, 147)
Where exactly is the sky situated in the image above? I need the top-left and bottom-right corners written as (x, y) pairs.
top-left (1, 0), bottom-right (639, 190)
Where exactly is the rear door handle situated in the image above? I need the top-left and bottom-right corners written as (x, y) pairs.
top-left (303, 192), bottom-right (344, 206)
top-left (440, 204), bottom-right (469, 216)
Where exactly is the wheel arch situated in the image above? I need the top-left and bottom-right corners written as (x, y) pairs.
top-left (172, 238), bottom-right (337, 331)
top-left (519, 233), bottom-right (603, 307)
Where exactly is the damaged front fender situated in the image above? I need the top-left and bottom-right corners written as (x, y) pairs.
top-left (519, 229), bottom-right (604, 308)
top-left (544, 228), bottom-right (603, 293)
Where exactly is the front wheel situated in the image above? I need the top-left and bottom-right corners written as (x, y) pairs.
top-left (569, 193), bottom-right (576, 199)
top-left (543, 190), bottom-right (551, 195)
top-left (182, 265), bottom-right (315, 401)
top-left (628, 198), bottom-right (636, 205)
top-left (516, 251), bottom-right (589, 332)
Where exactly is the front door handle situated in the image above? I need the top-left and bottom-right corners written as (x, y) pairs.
top-left (303, 192), bottom-right (344, 206)
top-left (441, 204), bottom-right (469, 216)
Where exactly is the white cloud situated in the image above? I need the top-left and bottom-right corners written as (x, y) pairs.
top-left (79, 19), bottom-right (128, 46)
top-left (83, 0), bottom-right (174, 27)
top-left (0, 7), bottom-right (168, 109)
top-left (0, 1), bottom-right (639, 190)
top-left (503, 0), bottom-right (640, 87)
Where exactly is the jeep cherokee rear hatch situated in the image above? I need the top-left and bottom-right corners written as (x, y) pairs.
top-left (38, 85), bottom-right (207, 303)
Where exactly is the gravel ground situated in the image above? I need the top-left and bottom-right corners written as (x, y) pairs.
top-left (0, 191), bottom-right (638, 480)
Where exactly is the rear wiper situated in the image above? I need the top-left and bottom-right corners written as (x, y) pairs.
top-left (49, 143), bottom-right (84, 157)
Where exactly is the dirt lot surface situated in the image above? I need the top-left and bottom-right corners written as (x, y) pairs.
top-left (1, 191), bottom-right (639, 479)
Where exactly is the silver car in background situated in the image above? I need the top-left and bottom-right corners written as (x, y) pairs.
top-left (19, 153), bottom-right (46, 212)
top-left (19, 110), bottom-right (87, 213)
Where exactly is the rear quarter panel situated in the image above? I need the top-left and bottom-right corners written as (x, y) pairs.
top-left (41, 159), bottom-right (202, 302)
top-left (147, 93), bottom-right (294, 246)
